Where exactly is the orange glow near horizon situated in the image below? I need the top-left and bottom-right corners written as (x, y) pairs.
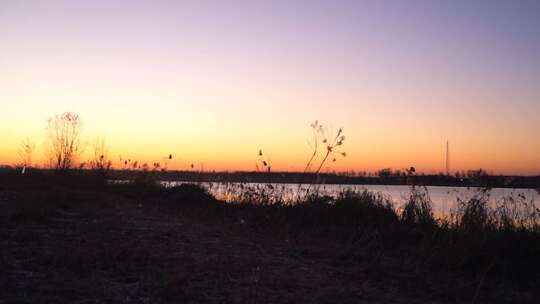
top-left (1, 1), bottom-right (539, 175)
top-left (1, 103), bottom-right (539, 175)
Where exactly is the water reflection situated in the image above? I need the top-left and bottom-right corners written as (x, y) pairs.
top-left (161, 181), bottom-right (539, 214)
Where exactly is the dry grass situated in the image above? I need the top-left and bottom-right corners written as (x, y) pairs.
top-left (1, 172), bottom-right (539, 303)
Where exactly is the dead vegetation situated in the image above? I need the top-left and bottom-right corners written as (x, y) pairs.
top-left (0, 172), bottom-right (539, 303)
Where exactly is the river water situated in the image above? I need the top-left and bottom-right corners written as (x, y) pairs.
top-left (163, 181), bottom-right (540, 214)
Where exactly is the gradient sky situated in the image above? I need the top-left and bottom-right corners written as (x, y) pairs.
top-left (1, 0), bottom-right (539, 174)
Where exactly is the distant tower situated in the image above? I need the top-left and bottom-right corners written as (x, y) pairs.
top-left (446, 140), bottom-right (450, 175)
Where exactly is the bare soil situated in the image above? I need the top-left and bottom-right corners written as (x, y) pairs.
top-left (0, 190), bottom-right (536, 304)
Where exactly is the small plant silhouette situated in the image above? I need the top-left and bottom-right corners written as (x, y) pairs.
top-left (304, 120), bottom-right (324, 173)
top-left (303, 121), bottom-right (347, 176)
top-left (313, 126), bottom-right (346, 175)
top-left (89, 137), bottom-right (112, 171)
top-left (18, 137), bottom-right (35, 169)
top-left (162, 154), bottom-right (173, 171)
top-left (256, 149), bottom-right (272, 173)
top-left (299, 120), bottom-right (347, 195)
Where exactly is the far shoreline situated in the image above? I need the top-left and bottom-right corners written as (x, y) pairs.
top-left (3, 167), bottom-right (539, 190)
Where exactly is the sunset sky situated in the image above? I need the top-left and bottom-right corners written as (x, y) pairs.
top-left (1, 1), bottom-right (539, 174)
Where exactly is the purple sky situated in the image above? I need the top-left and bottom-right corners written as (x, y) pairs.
top-left (1, 0), bottom-right (539, 173)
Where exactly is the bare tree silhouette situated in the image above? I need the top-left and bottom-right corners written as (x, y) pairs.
top-left (45, 112), bottom-right (83, 170)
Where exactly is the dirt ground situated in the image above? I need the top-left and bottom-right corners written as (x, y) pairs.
top-left (0, 190), bottom-right (535, 303)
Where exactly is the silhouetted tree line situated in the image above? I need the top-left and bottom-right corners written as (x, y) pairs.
top-left (104, 170), bottom-right (540, 189)
top-left (1, 166), bottom-right (539, 189)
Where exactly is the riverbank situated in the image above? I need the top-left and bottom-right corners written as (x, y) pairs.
top-left (0, 174), bottom-right (539, 303)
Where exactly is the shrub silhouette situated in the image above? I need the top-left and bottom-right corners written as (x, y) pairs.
top-left (400, 186), bottom-right (436, 227)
